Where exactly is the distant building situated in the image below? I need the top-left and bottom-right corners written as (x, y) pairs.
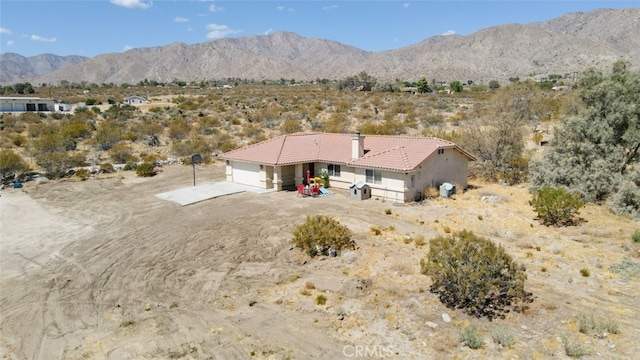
top-left (552, 85), bottom-right (571, 91)
top-left (0, 97), bottom-right (56, 112)
top-left (123, 95), bottom-right (147, 105)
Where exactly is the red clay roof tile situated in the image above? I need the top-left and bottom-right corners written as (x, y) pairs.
top-left (220, 132), bottom-right (475, 171)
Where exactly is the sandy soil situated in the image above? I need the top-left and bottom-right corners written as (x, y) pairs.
top-left (1, 163), bottom-right (639, 359)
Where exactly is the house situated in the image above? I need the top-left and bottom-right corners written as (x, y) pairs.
top-left (0, 97), bottom-right (56, 112)
top-left (219, 132), bottom-right (476, 202)
top-left (123, 95), bottom-right (147, 105)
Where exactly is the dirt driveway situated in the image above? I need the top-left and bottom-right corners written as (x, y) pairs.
top-left (1, 162), bottom-right (639, 359)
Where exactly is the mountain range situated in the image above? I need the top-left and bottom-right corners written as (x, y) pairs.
top-left (1, 7), bottom-right (638, 85)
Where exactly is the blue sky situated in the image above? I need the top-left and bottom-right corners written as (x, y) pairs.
top-left (0, 1), bottom-right (637, 58)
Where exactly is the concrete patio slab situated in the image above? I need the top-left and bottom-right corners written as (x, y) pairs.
top-left (155, 181), bottom-right (274, 206)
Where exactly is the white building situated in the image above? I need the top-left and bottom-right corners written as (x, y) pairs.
top-left (0, 97), bottom-right (56, 112)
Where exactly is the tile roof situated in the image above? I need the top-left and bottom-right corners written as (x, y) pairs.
top-left (220, 132), bottom-right (476, 172)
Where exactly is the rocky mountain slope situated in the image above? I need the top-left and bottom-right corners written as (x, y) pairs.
top-left (3, 7), bottom-right (639, 85)
top-left (0, 53), bottom-right (88, 84)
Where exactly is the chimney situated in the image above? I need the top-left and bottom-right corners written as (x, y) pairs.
top-left (351, 132), bottom-right (365, 159)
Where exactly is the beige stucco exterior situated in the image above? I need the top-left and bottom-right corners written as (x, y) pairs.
top-left (224, 147), bottom-right (470, 202)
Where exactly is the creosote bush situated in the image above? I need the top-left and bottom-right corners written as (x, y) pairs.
top-left (530, 186), bottom-right (585, 226)
top-left (292, 215), bottom-right (353, 257)
top-left (136, 162), bottom-right (156, 177)
top-left (420, 230), bottom-right (533, 320)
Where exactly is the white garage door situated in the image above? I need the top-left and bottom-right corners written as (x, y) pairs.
top-left (231, 161), bottom-right (262, 187)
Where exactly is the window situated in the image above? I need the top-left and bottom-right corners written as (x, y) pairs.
top-left (437, 148), bottom-right (445, 154)
top-left (328, 164), bottom-right (341, 177)
top-left (411, 175), bottom-right (415, 188)
top-left (365, 169), bottom-right (382, 184)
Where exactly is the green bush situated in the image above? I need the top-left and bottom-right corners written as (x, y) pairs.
top-left (315, 294), bottom-right (327, 305)
top-left (460, 327), bottom-right (484, 349)
top-left (136, 162), bottom-right (156, 177)
top-left (633, 230), bottom-right (640, 243)
top-left (530, 186), bottom-right (585, 226)
top-left (292, 215), bottom-right (353, 257)
top-left (420, 230), bottom-right (533, 320)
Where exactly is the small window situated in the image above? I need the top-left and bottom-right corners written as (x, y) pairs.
top-left (365, 169), bottom-right (382, 184)
top-left (411, 175), bottom-right (415, 188)
top-left (328, 164), bottom-right (341, 177)
top-left (437, 148), bottom-right (445, 155)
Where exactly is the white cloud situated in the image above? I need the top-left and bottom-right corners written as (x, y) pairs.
top-left (322, 5), bottom-right (338, 10)
top-left (174, 17), bottom-right (189, 22)
top-left (0, 27), bottom-right (13, 34)
top-left (31, 35), bottom-right (56, 42)
top-left (206, 24), bottom-right (242, 39)
top-left (403, 3), bottom-right (410, 8)
top-left (263, 28), bottom-right (273, 35)
top-left (209, 3), bottom-right (223, 12)
top-left (7, 40), bottom-right (14, 46)
top-left (124, 45), bottom-right (133, 51)
top-left (441, 30), bottom-right (456, 36)
top-left (110, 0), bottom-right (152, 9)
top-left (276, 6), bottom-right (294, 12)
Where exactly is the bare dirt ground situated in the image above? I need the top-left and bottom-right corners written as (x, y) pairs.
top-left (1, 162), bottom-right (639, 359)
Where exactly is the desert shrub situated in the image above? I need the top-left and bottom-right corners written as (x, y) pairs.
top-left (384, 209), bottom-right (392, 215)
top-left (609, 181), bottom-right (640, 220)
top-left (0, 149), bottom-right (29, 178)
top-left (75, 168), bottom-right (90, 180)
top-left (292, 215), bottom-right (353, 257)
top-left (577, 313), bottom-right (620, 338)
top-left (11, 134), bottom-right (27, 147)
top-left (315, 294), bottom-right (327, 305)
top-left (136, 162), bottom-right (156, 177)
top-left (36, 151), bottom-right (77, 178)
top-left (632, 230), bottom-right (640, 243)
top-left (99, 163), bottom-right (115, 173)
top-left (123, 161), bottom-right (138, 171)
top-left (490, 326), bottom-right (515, 347)
top-left (460, 327), bottom-right (484, 349)
top-left (420, 230), bottom-right (533, 320)
top-left (108, 143), bottom-right (136, 164)
top-left (530, 186), bottom-right (585, 226)
top-left (561, 333), bottom-right (589, 357)
top-left (579, 268), bottom-right (590, 277)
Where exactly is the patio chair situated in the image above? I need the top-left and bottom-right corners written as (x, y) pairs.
top-left (297, 184), bottom-right (306, 197)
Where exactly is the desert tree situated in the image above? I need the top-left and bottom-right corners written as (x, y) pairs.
top-left (416, 77), bottom-right (431, 93)
top-left (449, 81), bottom-right (463, 93)
top-left (529, 61), bottom-right (640, 218)
top-left (339, 71), bottom-right (377, 91)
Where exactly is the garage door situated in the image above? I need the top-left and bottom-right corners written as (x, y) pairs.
top-left (231, 161), bottom-right (262, 187)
